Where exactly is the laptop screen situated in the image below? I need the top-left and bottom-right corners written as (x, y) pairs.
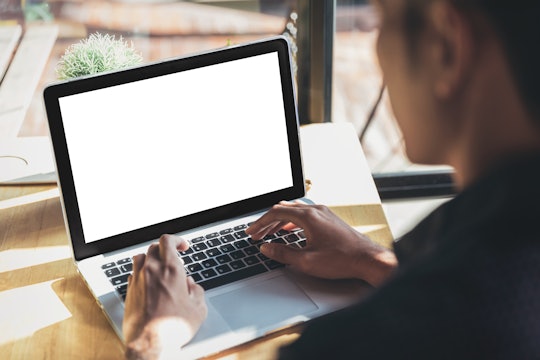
top-left (45, 37), bottom-right (304, 259)
top-left (58, 51), bottom-right (292, 244)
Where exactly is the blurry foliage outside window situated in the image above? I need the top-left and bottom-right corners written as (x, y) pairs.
top-left (0, 0), bottom-right (299, 137)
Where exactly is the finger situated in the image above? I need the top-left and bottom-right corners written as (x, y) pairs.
top-left (187, 276), bottom-right (205, 298)
top-left (259, 221), bottom-right (290, 239)
top-left (187, 277), bottom-right (208, 319)
top-left (260, 242), bottom-right (301, 265)
top-left (282, 222), bottom-right (299, 231)
top-left (159, 234), bottom-right (185, 264)
top-left (246, 220), bottom-right (274, 240)
top-left (147, 242), bottom-right (160, 259)
top-left (248, 204), bottom-right (307, 236)
top-left (246, 206), bottom-right (282, 237)
top-left (186, 276), bottom-right (208, 310)
top-left (247, 210), bottom-right (296, 239)
top-left (132, 253), bottom-right (146, 276)
top-left (176, 237), bottom-right (191, 253)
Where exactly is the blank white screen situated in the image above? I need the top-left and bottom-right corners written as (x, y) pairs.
top-left (59, 52), bottom-right (293, 243)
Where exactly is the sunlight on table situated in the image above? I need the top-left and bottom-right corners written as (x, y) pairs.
top-left (0, 279), bottom-right (72, 346)
top-left (0, 187), bottom-right (59, 210)
top-left (0, 245), bottom-right (71, 273)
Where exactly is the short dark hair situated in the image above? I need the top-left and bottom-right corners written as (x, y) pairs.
top-left (405, 0), bottom-right (540, 122)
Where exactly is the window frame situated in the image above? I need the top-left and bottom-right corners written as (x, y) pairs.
top-left (296, 0), bottom-right (456, 200)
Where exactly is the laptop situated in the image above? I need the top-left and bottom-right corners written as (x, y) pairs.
top-left (43, 36), bottom-right (368, 358)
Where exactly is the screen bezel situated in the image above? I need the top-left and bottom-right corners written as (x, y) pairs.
top-left (44, 36), bottom-right (304, 261)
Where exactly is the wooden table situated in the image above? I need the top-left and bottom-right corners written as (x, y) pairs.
top-left (0, 122), bottom-right (393, 359)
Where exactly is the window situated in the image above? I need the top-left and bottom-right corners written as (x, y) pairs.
top-left (332, 0), bottom-right (455, 199)
top-left (7, 0), bottom-right (301, 137)
top-left (6, 0), bottom-right (454, 199)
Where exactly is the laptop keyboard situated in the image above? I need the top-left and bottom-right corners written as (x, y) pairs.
top-left (101, 223), bottom-right (307, 301)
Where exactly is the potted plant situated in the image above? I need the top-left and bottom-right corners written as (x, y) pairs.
top-left (56, 32), bottom-right (143, 80)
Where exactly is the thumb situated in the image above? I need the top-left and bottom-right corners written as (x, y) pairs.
top-left (260, 243), bottom-right (300, 265)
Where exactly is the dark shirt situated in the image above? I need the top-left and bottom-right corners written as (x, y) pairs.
top-left (278, 155), bottom-right (540, 359)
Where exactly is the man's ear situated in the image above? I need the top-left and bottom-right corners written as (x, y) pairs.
top-left (428, 1), bottom-right (473, 99)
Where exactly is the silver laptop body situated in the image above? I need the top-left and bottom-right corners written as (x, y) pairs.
top-left (44, 36), bottom-right (368, 359)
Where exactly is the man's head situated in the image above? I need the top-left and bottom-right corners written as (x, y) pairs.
top-left (374, 0), bottom-right (540, 181)
top-left (403, 0), bottom-right (540, 122)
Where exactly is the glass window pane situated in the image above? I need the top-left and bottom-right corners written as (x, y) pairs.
top-left (332, 0), bottom-right (453, 176)
top-left (10, 0), bottom-right (299, 137)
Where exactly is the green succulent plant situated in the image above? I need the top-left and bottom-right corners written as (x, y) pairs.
top-left (56, 32), bottom-right (143, 80)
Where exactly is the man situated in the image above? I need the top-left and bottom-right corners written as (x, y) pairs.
top-left (123, 0), bottom-right (540, 358)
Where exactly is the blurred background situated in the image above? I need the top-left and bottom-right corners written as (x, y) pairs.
top-left (1, 0), bottom-right (454, 234)
top-left (1, 0), bottom-right (411, 171)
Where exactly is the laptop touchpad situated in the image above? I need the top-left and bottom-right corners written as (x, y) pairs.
top-left (210, 275), bottom-right (318, 331)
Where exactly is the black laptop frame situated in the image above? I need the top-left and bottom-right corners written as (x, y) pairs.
top-left (44, 36), bottom-right (304, 261)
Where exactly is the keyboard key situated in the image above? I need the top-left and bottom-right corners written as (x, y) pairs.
top-left (190, 273), bottom-right (202, 282)
top-left (216, 264), bottom-right (232, 274)
top-left (110, 274), bottom-right (130, 286)
top-left (206, 248), bottom-right (222, 257)
top-left (298, 240), bottom-right (307, 248)
top-left (205, 232), bottom-right (219, 239)
top-left (244, 246), bottom-right (259, 255)
top-left (181, 255), bottom-right (193, 264)
top-left (272, 238), bottom-right (287, 244)
top-left (244, 256), bottom-right (260, 266)
top-left (220, 244), bottom-right (235, 252)
top-left (120, 263), bottom-right (133, 273)
top-left (230, 260), bottom-right (246, 270)
top-left (219, 228), bottom-right (233, 235)
top-left (101, 262), bottom-right (116, 269)
top-left (276, 229), bottom-right (290, 236)
top-left (187, 263), bottom-right (203, 273)
top-left (206, 238), bottom-right (221, 247)
top-left (257, 253), bottom-right (269, 261)
top-left (202, 259), bottom-right (218, 268)
top-left (192, 243), bottom-right (208, 252)
top-left (180, 247), bottom-right (194, 255)
top-left (216, 254), bottom-right (232, 264)
top-left (295, 230), bottom-right (306, 239)
top-left (230, 250), bottom-right (246, 260)
top-left (191, 236), bottom-right (205, 243)
top-left (220, 234), bottom-right (235, 243)
top-left (235, 239), bottom-right (250, 249)
top-left (192, 252), bottom-right (207, 261)
top-left (285, 234), bottom-right (299, 243)
top-left (117, 258), bottom-right (131, 265)
top-left (233, 224), bottom-right (247, 231)
top-left (263, 234), bottom-right (277, 240)
top-left (105, 268), bottom-right (121, 277)
top-left (116, 284), bottom-right (128, 296)
top-left (234, 230), bottom-right (248, 239)
top-left (201, 269), bottom-right (217, 278)
top-left (198, 264), bottom-right (267, 290)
